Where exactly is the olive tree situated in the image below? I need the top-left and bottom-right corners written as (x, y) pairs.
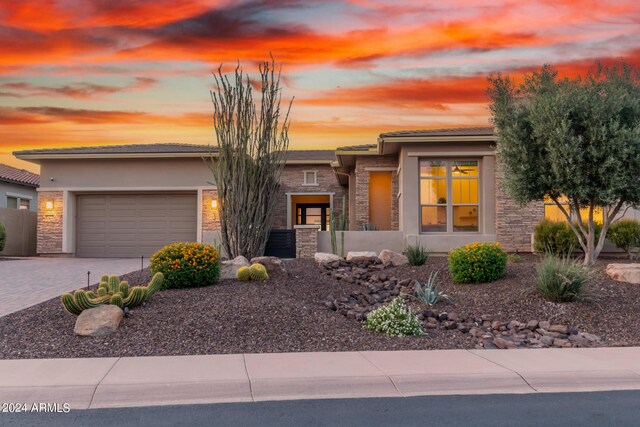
top-left (488, 62), bottom-right (640, 264)
top-left (210, 57), bottom-right (292, 259)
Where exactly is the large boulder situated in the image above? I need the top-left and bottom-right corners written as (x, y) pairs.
top-left (314, 252), bottom-right (341, 264)
top-left (605, 263), bottom-right (640, 284)
top-left (220, 256), bottom-right (250, 280)
top-left (250, 256), bottom-right (287, 277)
top-left (346, 251), bottom-right (378, 263)
top-left (74, 305), bottom-right (124, 337)
top-left (378, 249), bottom-right (408, 266)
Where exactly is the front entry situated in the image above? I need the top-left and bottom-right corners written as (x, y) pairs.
top-left (289, 194), bottom-right (332, 231)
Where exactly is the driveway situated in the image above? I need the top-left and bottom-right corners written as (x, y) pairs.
top-left (0, 257), bottom-right (142, 317)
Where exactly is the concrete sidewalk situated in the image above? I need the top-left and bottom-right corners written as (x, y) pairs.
top-left (1, 347), bottom-right (640, 410)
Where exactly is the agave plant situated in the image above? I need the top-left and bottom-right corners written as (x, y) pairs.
top-left (413, 271), bottom-right (452, 307)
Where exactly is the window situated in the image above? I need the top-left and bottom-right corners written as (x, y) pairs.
top-left (303, 171), bottom-right (318, 186)
top-left (544, 196), bottom-right (604, 224)
top-left (419, 159), bottom-right (479, 233)
top-left (6, 195), bottom-right (30, 210)
top-left (296, 204), bottom-right (330, 230)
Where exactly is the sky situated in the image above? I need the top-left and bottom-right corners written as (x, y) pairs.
top-left (1, 0), bottom-right (639, 172)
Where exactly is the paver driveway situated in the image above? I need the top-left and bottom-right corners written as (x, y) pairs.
top-left (0, 257), bottom-right (142, 317)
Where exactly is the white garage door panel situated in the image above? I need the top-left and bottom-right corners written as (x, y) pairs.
top-left (76, 193), bottom-right (197, 257)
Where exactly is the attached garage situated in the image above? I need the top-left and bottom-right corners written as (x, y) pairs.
top-left (76, 193), bottom-right (197, 257)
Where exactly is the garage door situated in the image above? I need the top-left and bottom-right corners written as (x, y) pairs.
top-left (76, 193), bottom-right (197, 257)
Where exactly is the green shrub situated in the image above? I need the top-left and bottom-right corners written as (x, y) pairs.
top-left (362, 297), bottom-right (424, 336)
top-left (448, 242), bottom-right (508, 283)
top-left (0, 222), bottom-right (5, 252)
top-left (413, 271), bottom-right (452, 307)
top-left (608, 219), bottom-right (640, 258)
top-left (404, 241), bottom-right (431, 266)
top-left (536, 255), bottom-right (589, 302)
top-left (533, 219), bottom-right (602, 255)
top-left (150, 242), bottom-right (220, 289)
top-left (533, 220), bottom-right (577, 255)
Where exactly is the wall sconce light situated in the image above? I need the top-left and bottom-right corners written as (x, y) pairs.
top-left (45, 200), bottom-right (54, 210)
top-left (211, 199), bottom-right (218, 209)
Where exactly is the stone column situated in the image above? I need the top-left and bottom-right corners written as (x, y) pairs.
top-left (37, 191), bottom-right (64, 255)
top-left (294, 225), bottom-right (320, 258)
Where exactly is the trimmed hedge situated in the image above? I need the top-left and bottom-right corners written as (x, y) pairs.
top-left (150, 242), bottom-right (220, 289)
top-left (533, 219), bottom-right (602, 255)
top-left (448, 242), bottom-right (508, 283)
top-left (608, 219), bottom-right (640, 258)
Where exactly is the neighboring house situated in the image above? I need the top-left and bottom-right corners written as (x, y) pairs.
top-left (13, 127), bottom-right (639, 258)
top-left (0, 164), bottom-right (39, 211)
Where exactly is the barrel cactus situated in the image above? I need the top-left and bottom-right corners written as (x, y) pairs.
top-left (236, 266), bottom-right (251, 281)
top-left (249, 263), bottom-right (269, 281)
top-left (61, 272), bottom-right (164, 315)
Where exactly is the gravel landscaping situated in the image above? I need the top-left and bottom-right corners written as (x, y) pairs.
top-left (0, 256), bottom-right (639, 359)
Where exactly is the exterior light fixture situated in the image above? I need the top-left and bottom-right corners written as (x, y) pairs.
top-left (45, 200), bottom-right (54, 210)
top-left (211, 199), bottom-right (218, 209)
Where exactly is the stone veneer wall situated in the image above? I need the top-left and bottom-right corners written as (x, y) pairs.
top-left (201, 189), bottom-right (221, 234)
top-left (295, 225), bottom-right (319, 258)
top-left (272, 164), bottom-right (348, 230)
top-left (354, 156), bottom-right (399, 231)
top-left (494, 165), bottom-right (544, 252)
top-left (37, 191), bottom-right (64, 255)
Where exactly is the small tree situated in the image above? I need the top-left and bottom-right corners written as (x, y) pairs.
top-left (210, 57), bottom-right (292, 259)
top-left (488, 62), bottom-right (640, 264)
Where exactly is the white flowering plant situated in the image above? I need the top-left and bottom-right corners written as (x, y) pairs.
top-left (362, 297), bottom-right (424, 337)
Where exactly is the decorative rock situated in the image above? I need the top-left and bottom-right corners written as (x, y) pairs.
top-left (540, 335), bottom-right (555, 346)
top-left (549, 324), bottom-right (569, 335)
top-left (553, 338), bottom-right (569, 347)
top-left (481, 314), bottom-right (493, 322)
top-left (314, 252), bottom-right (341, 264)
top-left (438, 312), bottom-right (449, 321)
top-left (605, 263), bottom-right (640, 284)
top-left (491, 321), bottom-right (501, 330)
top-left (448, 312), bottom-right (460, 322)
top-left (378, 249), bottom-right (409, 266)
top-left (250, 256), bottom-right (287, 276)
top-left (346, 251), bottom-right (378, 262)
top-left (539, 321), bottom-right (551, 330)
top-left (220, 256), bottom-right (250, 280)
top-left (526, 320), bottom-right (539, 331)
top-left (493, 337), bottom-right (516, 349)
top-left (580, 332), bottom-right (601, 342)
top-left (74, 305), bottom-right (124, 337)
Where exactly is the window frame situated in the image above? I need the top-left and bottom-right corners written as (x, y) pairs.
top-left (419, 158), bottom-right (481, 234)
top-left (296, 203), bottom-right (330, 230)
top-left (6, 193), bottom-right (32, 210)
top-left (302, 170), bottom-right (319, 186)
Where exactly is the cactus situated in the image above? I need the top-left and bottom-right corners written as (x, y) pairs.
top-left (236, 266), bottom-right (251, 281)
top-left (60, 272), bottom-right (164, 315)
top-left (110, 293), bottom-right (123, 308)
top-left (330, 210), bottom-right (337, 255)
top-left (249, 263), bottom-right (269, 281)
top-left (61, 293), bottom-right (82, 315)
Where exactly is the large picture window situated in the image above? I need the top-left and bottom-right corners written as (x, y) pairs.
top-left (420, 159), bottom-right (479, 233)
top-left (544, 196), bottom-right (604, 224)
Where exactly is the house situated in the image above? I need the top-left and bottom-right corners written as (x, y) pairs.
top-left (14, 127), bottom-right (639, 258)
top-left (0, 164), bottom-right (39, 211)
top-left (13, 144), bottom-right (344, 257)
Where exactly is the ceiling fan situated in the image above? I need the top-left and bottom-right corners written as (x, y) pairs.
top-left (452, 164), bottom-right (472, 175)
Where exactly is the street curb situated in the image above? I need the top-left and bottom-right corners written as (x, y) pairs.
top-left (1, 348), bottom-right (639, 410)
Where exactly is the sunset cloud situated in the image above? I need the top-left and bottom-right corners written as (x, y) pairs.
top-left (0, 0), bottom-right (638, 171)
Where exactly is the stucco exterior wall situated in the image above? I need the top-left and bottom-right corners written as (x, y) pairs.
top-left (38, 158), bottom-right (215, 190)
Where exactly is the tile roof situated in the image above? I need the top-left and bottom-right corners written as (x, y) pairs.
top-left (14, 143), bottom-right (216, 156)
top-left (0, 163), bottom-right (40, 187)
top-left (13, 143), bottom-right (336, 162)
top-left (380, 126), bottom-right (494, 138)
top-left (335, 144), bottom-right (378, 152)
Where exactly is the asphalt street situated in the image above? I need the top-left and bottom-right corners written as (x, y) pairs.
top-left (3, 390), bottom-right (640, 427)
